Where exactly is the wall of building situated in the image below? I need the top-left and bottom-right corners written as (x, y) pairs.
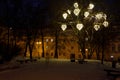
top-left (16, 34), bottom-right (120, 61)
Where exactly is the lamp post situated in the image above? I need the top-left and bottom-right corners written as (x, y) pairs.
top-left (60, 2), bottom-right (109, 60)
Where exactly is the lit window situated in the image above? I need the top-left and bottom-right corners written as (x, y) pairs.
top-left (51, 39), bottom-right (54, 42)
top-left (46, 39), bottom-right (49, 42)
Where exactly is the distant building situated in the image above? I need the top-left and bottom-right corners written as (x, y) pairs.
top-left (1, 25), bottom-right (120, 61)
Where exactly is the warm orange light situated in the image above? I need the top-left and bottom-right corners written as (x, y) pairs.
top-left (36, 42), bottom-right (41, 44)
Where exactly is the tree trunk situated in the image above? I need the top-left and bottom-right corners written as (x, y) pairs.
top-left (81, 43), bottom-right (86, 59)
top-left (54, 30), bottom-right (58, 58)
top-left (101, 45), bottom-right (104, 64)
top-left (24, 42), bottom-right (28, 57)
top-left (88, 47), bottom-right (95, 59)
top-left (7, 27), bottom-right (10, 53)
top-left (41, 30), bottom-right (45, 57)
top-left (96, 46), bottom-right (100, 60)
top-left (29, 31), bottom-right (37, 60)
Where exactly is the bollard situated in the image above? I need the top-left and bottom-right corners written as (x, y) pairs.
top-left (112, 61), bottom-right (117, 68)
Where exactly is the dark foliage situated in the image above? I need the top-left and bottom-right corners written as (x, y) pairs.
top-left (0, 42), bottom-right (21, 63)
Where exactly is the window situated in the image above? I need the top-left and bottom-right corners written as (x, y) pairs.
top-left (63, 53), bottom-right (66, 56)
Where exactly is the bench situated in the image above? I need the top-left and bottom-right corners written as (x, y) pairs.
top-left (78, 59), bottom-right (88, 64)
top-left (70, 58), bottom-right (75, 62)
top-left (16, 59), bottom-right (37, 64)
top-left (16, 59), bottom-right (30, 64)
top-left (30, 59), bottom-right (37, 62)
top-left (104, 69), bottom-right (120, 79)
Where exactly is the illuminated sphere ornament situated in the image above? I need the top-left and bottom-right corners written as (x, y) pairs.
top-left (88, 3), bottom-right (94, 9)
top-left (73, 8), bottom-right (80, 16)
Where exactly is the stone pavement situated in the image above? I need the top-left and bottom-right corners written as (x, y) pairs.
top-left (0, 59), bottom-right (120, 80)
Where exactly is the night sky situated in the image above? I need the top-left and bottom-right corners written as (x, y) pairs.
top-left (0, 0), bottom-right (119, 28)
top-left (0, 0), bottom-right (49, 29)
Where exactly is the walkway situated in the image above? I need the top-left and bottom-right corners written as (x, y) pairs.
top-left (0, 59), bottom-right (120, 80)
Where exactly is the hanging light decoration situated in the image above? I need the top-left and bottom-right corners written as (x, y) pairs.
top-left (67, 9), bottom-right (71, 14)
top-left (62, 12), bottom-right (68, 19)
top-left (94, 24), bottom-right (100, 31)
top-left (88, 3), bottom-right (94, 9)
top-left (74, 2), bottom-right (79, 8)
top-left (61, 24), bottom-right (67, 31)
top-left (60, 2), bottom-right (109, 32)
top-left (103, 21), bottom-right (109, 27)
top-left (46, 39), bottom-right (49, 42)
top-left (84, 11), bottom-right (90, 18)
top-left (103, 14), bottom-right (107, 20)
top-left (36, 41), bottom-right (41, 44)
top-left (95, 13), bottom-right (103, 20)
top-left (76, 23), bottom-right (84, 30)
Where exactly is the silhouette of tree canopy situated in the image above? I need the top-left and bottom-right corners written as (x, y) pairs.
top-left (0, 0), bottom-right (49, 30)
top-left (0, 0), bottom-right (119, 29)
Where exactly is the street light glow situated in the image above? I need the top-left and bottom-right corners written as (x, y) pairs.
top-left (51, 38), bottom-right (54, 42)
top-left (46, 39), bottom-right (49, 42)
top-left (36, 41), bottom-right (41, 44)
top-left (59, 1), bottom-right (109, 63)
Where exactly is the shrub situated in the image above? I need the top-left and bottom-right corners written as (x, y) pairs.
top-left (0, 42), bottom-right (21, 63)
